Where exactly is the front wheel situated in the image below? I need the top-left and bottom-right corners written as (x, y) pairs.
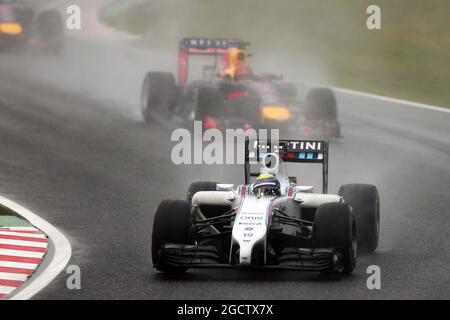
top-left (303, 87), bottom-right (338, 121)
top-left (152, 200), bottom-right (193, 274)
top-left (141, 72), bottom-right (177, 123)
top-left (339, 184), bottom-right (380, 253)
top-left (314, 202), bottom-right (357, 275)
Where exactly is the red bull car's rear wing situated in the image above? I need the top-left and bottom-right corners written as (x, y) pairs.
top-left (179, 37), bottom-right (249, 55)
top-left (244, 139), bottom-right (329, 193)
top-left (178, 37), bottom-right (250, 86)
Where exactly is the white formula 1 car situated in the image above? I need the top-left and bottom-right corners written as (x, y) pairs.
top-left (152, 139), bottom-right (380, 275)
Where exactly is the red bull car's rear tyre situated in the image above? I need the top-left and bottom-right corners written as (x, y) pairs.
top-left (339, 184), bottom-right (380, 253)
top-left (141, 72), bottom-right (177, 123)
top-left (314, 203), bottom-right (357, 275)
top-left (304, 87), bottom-right (338, 121)
top-left (152, 200), bottom-right (193, 274)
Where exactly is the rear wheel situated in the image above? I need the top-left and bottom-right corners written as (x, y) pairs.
top-left (141, 72), bottom-right (177, 123)
top-left (339, 184), bottom-right (380, 253)
top-left (152, 200), bottom-right (193, 273)
top-left (314, 202), bottom-right (357, 275)
top-left (304, 87), bottom-right (337, 121)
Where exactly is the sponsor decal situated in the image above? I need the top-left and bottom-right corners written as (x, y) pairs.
top-left (239, 216), bottom-right (263, 221)
top-left (240, 212), bottom-right (264, 215)
top-left (238, 222), bottom-right (263, 226)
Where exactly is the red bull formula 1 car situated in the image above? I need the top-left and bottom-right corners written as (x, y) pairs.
top-left (0, 0), bottom-right (64, 53)
top-left (141, 38), bottom-right (341, 138)
top-left (152, 139), bottom-right (380, 274)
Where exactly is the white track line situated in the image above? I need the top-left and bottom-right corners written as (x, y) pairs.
top-left (331, 86), bottom-right (450, 114)
top-left (0, 195), bottom-right (72, 300)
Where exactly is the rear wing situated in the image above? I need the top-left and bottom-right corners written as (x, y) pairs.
top-left (179, 38), bottom-right (250, 55)
top-left (178, 37), bottom-right (250, 86)
top-left (244, 139), bottom-right (329, 194)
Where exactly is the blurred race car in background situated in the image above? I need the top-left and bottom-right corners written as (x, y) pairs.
top-left (141, 38), bottom-right (341, 138)
top-left (0, 0), bottom-right (64, 53)
top-left (152, 139), bottom-right (380, 274)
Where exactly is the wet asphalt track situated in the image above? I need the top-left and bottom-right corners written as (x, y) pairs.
top-left (0, 37), bottom-right (449, 300)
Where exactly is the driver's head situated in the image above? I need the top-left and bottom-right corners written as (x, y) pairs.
top-left (252, 173), bottom-right (281, 197)
top-left (228, 48), bottom-right (247, 66)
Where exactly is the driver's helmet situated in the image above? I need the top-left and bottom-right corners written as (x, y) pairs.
top-left (252, 173), bottom-right (281, 197)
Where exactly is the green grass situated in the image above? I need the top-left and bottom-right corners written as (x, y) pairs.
top-left (0, 205), bottom-right (32, 227)
top-left (99, 0), bottom-right (450, 108)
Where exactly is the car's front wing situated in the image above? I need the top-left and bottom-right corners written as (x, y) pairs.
top-left (156, 244), bottom-right (341, 272)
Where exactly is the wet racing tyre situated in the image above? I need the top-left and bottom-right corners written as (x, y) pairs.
top-left (314, 202), bottom-right (357, 275)
top-left (141, 72), bottom-right (177, 123)
top-left (304, 87), bottom-right (338, 121)
top-left (339, 184), bottom-right (380, 253)
top-left (152, 200), bottom-right (193, 274)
